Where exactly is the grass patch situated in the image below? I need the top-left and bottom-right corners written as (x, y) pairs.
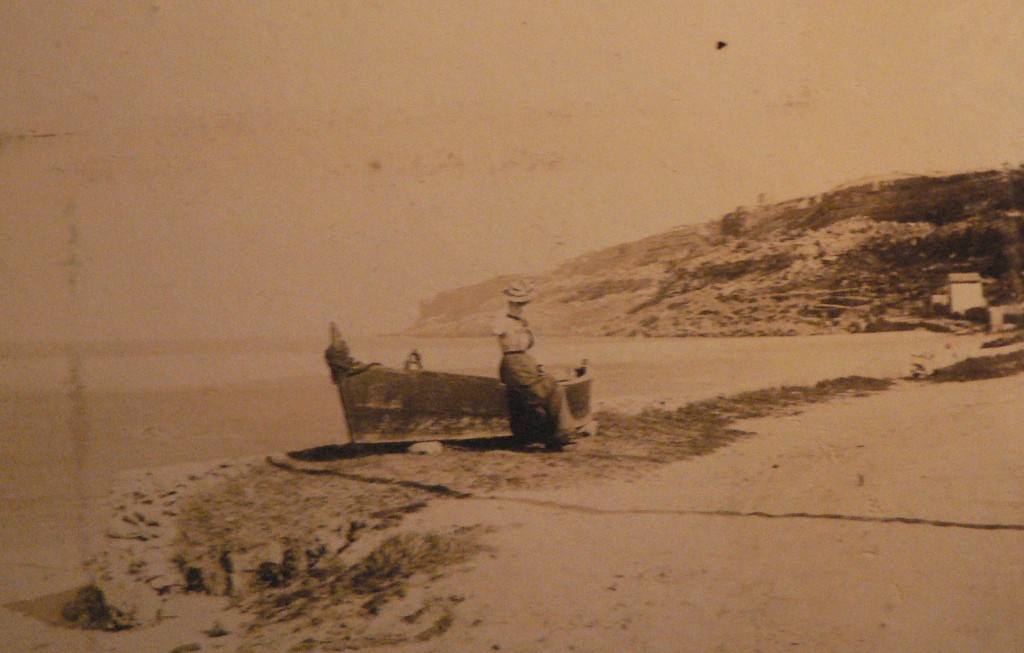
top-left (862, 318), bottom-right (954, 333)
top-left (924, 348), bottom-right (1024, 382)
top-left (596, 375), bottom-right (893, 463)
top-left (981, 332), bottom-right (1024, 349)
top-left (246, 527), bottom-right (483, 625)
top-left (669, 375), bottom-right (891, 429)
top-left (345, 531), bottom-right (481, 599)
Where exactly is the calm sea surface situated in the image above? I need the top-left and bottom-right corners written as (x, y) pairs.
top-left (2, 331), bottom-right (981, 398)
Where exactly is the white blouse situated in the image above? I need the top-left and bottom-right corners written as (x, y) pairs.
top-left (492, 312), bottom-right (535, 353)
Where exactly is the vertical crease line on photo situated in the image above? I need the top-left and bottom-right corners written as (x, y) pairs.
top-left (64, 214), bottom-right (97, 586)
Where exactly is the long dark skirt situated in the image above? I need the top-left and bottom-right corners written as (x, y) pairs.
top-left (498, 352), bottom-right (572, 447)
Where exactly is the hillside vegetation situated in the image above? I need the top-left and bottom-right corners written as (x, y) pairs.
top-left (410, 167), bottom-right (1024, 337)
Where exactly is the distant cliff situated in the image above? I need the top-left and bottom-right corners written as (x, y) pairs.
top-left (409, 167), bottom-right (1024, 337)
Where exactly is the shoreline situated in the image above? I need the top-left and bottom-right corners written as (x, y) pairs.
top-left (2, 331), bottom-right (1021, 651)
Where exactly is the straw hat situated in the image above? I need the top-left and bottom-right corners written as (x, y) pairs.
top-left (503, 279), bottom-right (535, 304)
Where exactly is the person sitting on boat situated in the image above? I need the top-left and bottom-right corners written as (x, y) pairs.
top-left (493, 279), bottom-right (574, 450)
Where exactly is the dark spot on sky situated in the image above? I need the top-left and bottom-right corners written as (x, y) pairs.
top-left (716, 41), bottom-right (727, 50)
top-left (369, 159), bottom-right (382, 171)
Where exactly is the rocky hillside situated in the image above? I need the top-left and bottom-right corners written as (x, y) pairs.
top-left (410, 167), bottom-right (1024, 337)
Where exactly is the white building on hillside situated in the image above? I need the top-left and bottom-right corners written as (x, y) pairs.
top-left (948, 272), bottom-right (986, 315)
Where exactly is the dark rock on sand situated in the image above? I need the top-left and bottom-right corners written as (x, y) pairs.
top-left (59, 584), bottom-right (136, 631)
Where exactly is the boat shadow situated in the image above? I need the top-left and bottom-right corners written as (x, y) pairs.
top-left (285, 435), bottom-right (519, 461)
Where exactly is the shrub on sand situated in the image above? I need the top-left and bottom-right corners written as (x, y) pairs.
top-left (925, 349), bottom-right (1024, 382)
top-left (59, 584), bottom-right (136, 631)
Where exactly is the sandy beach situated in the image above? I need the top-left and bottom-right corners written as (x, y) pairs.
top-left (403, 372), bottom-right (1024, 652)
top-left (1, 331), bottom-right (1021, 652)
top-left (8, 3), bottom-right (1024, 651)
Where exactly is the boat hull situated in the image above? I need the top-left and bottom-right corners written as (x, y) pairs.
top-left (336, 365), bottom-right (595, 444)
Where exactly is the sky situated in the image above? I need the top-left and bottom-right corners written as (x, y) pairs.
top-left (2, 1), bottom-right (1024, 342)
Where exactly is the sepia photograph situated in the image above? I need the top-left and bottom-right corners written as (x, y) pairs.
top-left (2, 2), bottom-right (1023, 651)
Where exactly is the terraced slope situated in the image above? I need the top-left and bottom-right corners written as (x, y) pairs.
top-left (410, 167), bottom-right (1024, 337)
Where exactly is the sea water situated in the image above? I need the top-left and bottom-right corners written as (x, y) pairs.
top-left (2, 331), bottom-right (980, 398)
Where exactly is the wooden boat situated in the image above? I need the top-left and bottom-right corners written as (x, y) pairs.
top-left (324, 323), bottom-right (596, 445)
